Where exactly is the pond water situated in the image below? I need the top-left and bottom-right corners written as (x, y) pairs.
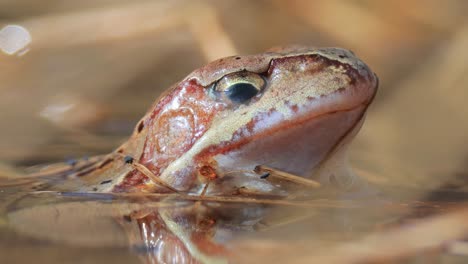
top-left (1, 178), bottom-right (467, 263)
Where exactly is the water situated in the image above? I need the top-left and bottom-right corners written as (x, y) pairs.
top-left (1, 179), bottom-right (467, 264)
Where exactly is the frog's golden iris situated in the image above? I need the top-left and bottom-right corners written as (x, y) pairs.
top-left (211, 71), bottom-right (265, 104)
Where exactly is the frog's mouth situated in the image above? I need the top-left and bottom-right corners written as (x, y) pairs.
top-left (158, 52), bottom-right (377, 191)
top-left (210, 94), bottom-right (373, 180)
top-left (204, 54), bottom-right (378, 181)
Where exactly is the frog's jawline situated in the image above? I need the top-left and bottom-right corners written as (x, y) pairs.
top-left (198, 103), bottom-right (367, 178)
top-left (192, 66), bottom-right (376, 179)
top-left (116, 51), bottom-right (377, 192)
top-left (152, 54), bottom-right (376, 191)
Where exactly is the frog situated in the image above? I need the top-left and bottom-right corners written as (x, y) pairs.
top-left (26, 45), bottom-right (378, 196)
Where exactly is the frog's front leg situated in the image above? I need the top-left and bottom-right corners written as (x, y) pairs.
top-left (191, 163), bottom-right (322, 199)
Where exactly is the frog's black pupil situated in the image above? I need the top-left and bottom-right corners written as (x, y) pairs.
top-left (225, 83), bottom-right (259, 103)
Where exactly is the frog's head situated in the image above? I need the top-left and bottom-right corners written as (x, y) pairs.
top-left (118, 47), bottom-right (378, 193)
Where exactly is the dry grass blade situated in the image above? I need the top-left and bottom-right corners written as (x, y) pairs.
top-left (32, 190), bottom-right (361, 208)
top-left (11, 155), bottom-right (107, 179)
top-left (114, 152), bottom-right (180, 193)
top-left (255, 165), bottom-right (321, 188)
top-left (131, 162), bottom-right (180, 193)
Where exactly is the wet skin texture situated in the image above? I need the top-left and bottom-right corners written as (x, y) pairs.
top-left (54, 46), bottom-right (378, 194)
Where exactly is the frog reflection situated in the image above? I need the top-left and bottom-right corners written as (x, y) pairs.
top-left (6, 189), bottom-right (403, 264)
top-left (119, 202), bottom-right (268, 264)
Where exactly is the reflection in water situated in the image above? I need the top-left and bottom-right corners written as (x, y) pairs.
top-left (1, 187), bottom-right (374, 263)
top-left (122, 202), bottom-right (264, 264)
top-left (3, 183), bottom-right (467, 264)
top-left (6, 190), bottom-right (279, 263)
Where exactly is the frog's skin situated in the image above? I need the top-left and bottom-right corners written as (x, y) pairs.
top-left (51, 46), bottom-right (378, 194)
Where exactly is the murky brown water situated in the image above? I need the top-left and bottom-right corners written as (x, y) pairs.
top-left (1, 181), bottom-right (467, 263)
top-left (1, 1), bottom-right (468, 263)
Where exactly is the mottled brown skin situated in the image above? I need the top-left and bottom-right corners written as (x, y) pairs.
top-left (112, 80), bottom-right (218, 191)
top-left (50, 46), bottom-right (377, 194)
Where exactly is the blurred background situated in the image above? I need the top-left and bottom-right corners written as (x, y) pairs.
top-left (2, 1), bottom-right (468, 263)
top-left (1, 0), bottom-right (468, 202)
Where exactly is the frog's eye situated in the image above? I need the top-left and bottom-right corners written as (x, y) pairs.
top-left (211, 72), bottom-right (265, 104)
